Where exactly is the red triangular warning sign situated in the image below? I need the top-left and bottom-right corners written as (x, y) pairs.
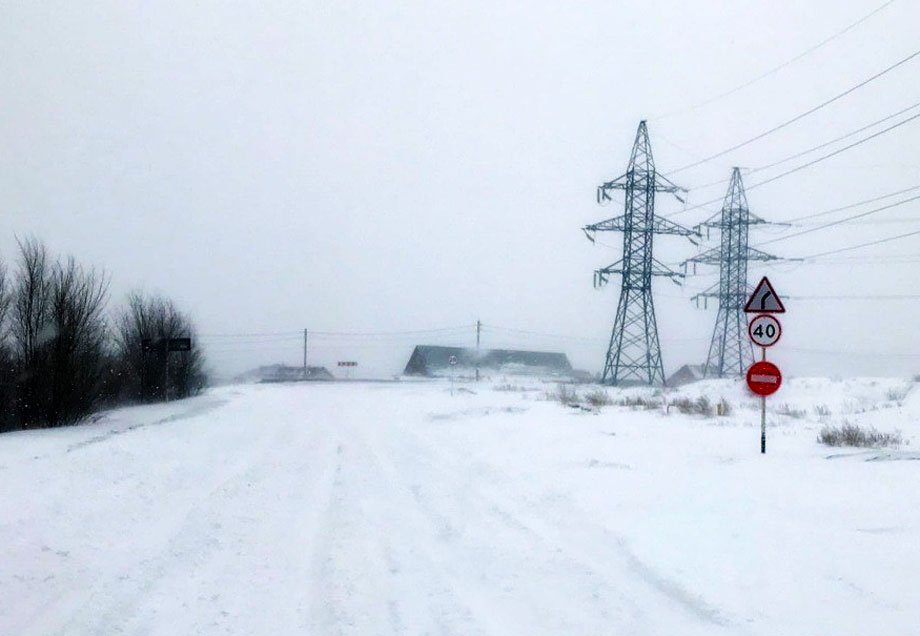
top-left (744, 276), bottom-right (785, 313)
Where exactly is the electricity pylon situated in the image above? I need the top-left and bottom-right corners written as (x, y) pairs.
top-left (583, 121), bottom-right (698, 386)
top-left (684, 168), bottom-right (778, 377)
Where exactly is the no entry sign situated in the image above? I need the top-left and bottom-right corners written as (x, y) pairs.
top-left (747, 361), bottom-right (782, 396)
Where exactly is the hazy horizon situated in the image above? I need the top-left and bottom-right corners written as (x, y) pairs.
top-left (3, 1), bottom-right (918, 379)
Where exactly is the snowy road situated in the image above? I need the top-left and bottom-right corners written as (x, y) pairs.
top-left (2, 379), bottom-right (919, 634)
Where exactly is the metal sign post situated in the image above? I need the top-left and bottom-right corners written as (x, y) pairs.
top-left (337, 361), bottom-right (358, 380)
top-left (141, 337), bottom-right (192, 402)
top-left (747, 359), bottom-right (782, 452)
top-left (744, 276), bottom-right (785, 454)
top-left (448, 355), bottom-right (458, 396)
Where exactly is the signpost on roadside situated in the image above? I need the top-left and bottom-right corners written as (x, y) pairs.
top-left (744, 277), bottom-right (785, 454)
top-left (141, 337), bottom-right (192, 402)
top-left (337, 361), bottom-right (357, 380)
top-left (448, 355), bottom-right (458, 396)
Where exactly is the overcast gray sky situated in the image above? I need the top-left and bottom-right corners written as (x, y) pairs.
top-left (2, 1), bottom-right (918, 378)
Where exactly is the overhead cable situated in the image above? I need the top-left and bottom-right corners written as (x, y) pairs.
top-left (752, 194), bottom-right (920, 246)
top-left (667, 111), bottom-right (920, 219)
top-left (665, 46), bottom-right (920, 176)
top-left (802, 228), bottom-right (920, 259)
top-left (651, 0), bottom-right (898, 122)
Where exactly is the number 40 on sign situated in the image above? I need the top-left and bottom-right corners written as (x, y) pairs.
top-left (748, 314), bottom-right (781, 348)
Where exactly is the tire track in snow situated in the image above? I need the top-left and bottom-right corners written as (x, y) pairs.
top-left (391, 423), bottom-right (744, 634)
top-left (19, 401), bottom-right (333, 635)
top-left (346, 421), bottom-right (632, 634)
top-left (305, 427), bottom-right (493, 635)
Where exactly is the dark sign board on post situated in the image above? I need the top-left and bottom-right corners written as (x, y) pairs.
top-left (141, 338), bottom-right (164, 353)
top-left (142, 338), bottom-right (191, 353)
top-left (168, 338), bottom-right (192, 352)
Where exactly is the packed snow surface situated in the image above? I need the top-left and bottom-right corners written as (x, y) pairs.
top-left (1, 376), bottom-right (918, 635)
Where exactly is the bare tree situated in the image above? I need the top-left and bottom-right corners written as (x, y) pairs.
top-left (7, 239), bottom-right (110, 428)
top-left (0, 261), bottom-right (14, 432)
top-left (10, 238), bottom-right (52, 428)
top-left (47, 256), bottom-right (110, 425)
top-left (116, 292), bottom-right (206, 402)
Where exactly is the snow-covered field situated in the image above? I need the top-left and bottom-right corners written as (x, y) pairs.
top-left (1, 376), bottom-right (918, 635)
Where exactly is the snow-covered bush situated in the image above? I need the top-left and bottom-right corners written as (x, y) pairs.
top-left (669, 396), bottom-right (713, 416)
top-left (584, 389), bottom-right (612, 407)
top-left (817, 423), bottom-right (902, 448)
top-left (777, 403), bottom-right (807, 419)
top-left (617, 395), bottom-right (661, 410)
top-left (547, 383), bottom-right (579, 406)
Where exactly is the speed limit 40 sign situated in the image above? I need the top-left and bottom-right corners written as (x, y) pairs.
top-left (748, 314), bottom-right (782, 348)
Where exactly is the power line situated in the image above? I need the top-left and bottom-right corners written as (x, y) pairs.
top-left (308, 325), bottom-right (475, 337)
top-left (780, 183), bottom-right (920, 223)
top-left (747, 100), bottom-right (920, 176)
top-left (682, 101), bottom-right (920, 195)
top-left (806, 254), bottom-right (920, 263)
top-left (739, 110), bottom-right (920, 190)
top-left (798, 218), bottom-right (919, 226)
top-left (668, 111), bottom-right (920, 219)
top-left (784, 345), bottom-right (920, 358)
top-left (680, 105), bottom-right (920, 205)
top-left (199, 330), bottom-right (301, 338)
top-left (651, 0), bottom-right (898, 122)
top-left (787, 294), bottom-right (920, 299)
top-left (666, 46), bottom-right (920, 176)
top-left (199, 325), bottom-right (475, 340)
top-left (484, 324), bottom-right (607, 344)
top-left (802, 228), bottom-right (920, 259)
top-left (752, 194), bottom-right (920, 247)
top-left (484, 324), bottom-right (706, 344)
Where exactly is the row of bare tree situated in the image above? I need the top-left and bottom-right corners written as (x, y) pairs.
top-left (0, 238), bottom-right (206, 432)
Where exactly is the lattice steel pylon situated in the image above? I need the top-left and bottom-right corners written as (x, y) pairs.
top-left (684, 167), bottom-right (779, 377)
top-left (583, 121), bottom-right (698, 386)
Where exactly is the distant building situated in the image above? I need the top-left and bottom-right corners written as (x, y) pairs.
top-left (403, 345), bottom-right (572, 377)
top-left (667, 364), bottom-right (705, 387)
top-left (237, 364), bottom-right (334, 383)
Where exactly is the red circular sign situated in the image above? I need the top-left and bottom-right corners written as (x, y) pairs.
top-left (746, 361), bottom-right (782, 396)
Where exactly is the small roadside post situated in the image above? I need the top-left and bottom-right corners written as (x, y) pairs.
top-left (337, 361), bottom-right (358, 380)
top-left (744, 277), bottom-right (785, 454)
top-left (142, 337), bottom-right (192, 402)
top-left (448, 355), bottom-right (458, 396)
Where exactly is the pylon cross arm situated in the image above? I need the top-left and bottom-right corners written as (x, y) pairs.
top-left (653, 173), bottom-right (686, 196)
top-left (650, 257), bottom-right (684, 279)
top-left (584, 215), bottom-right (627, 234)
top-left (652, 216), bottom-right (700, 238)
top-left (683, 246), bottom-right (721, 266)
top-left (746, 247), bottom-right (781, 261)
